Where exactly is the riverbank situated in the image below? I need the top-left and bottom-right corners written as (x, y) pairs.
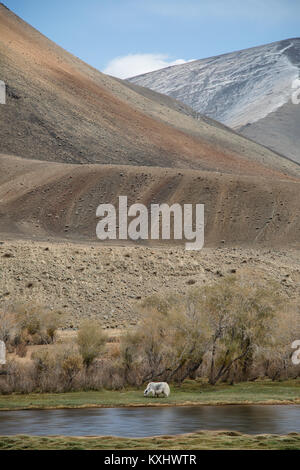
top-left (0, 431), bottom-right (299, 450)
top-left (0, 380), bottom-right (299, 411)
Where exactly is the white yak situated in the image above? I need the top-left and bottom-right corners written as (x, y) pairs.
top-left (144, 382), bottom-right (170, 397)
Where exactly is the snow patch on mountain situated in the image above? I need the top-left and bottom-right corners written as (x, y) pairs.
top-left (129, 39), bottom-right (300, 129)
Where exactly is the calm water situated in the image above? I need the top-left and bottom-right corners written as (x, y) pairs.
top-left (0, 405), bottom-right (299, 437)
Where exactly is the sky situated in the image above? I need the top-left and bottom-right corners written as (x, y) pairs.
top-left (3, 0), bottom-right (300, 78)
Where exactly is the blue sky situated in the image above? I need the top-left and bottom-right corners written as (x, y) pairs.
top-left (3, 0), bottom-right (300, 78)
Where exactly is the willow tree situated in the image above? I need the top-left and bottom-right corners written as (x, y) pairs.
top-left (191, 276), bottom-right (283, 384)
top-left (121, 276), bottom-right (291, 385)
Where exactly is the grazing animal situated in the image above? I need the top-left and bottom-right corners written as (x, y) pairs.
top-left (144, 382), bottom-right (170, 397)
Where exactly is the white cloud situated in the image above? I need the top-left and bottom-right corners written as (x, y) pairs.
top-left (103, 53), bottom-right (193, 79)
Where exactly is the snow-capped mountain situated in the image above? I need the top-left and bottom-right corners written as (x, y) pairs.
top-left (129, 39), bottom-right (300, 163)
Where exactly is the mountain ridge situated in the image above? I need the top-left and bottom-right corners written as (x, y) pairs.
top-left (129, 38), bottom-right (300, 163)
top-left (0, 4), bottom-right (299, 178)
top-left (0, 5), bottom-right (299, 247)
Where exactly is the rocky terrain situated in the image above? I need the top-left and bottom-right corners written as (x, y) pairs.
top-left (129, 39), bottom-right (300, 164)
top-left (1, 240), bottom-right (299, 328)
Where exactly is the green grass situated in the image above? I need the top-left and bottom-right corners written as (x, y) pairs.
top-left (0, 380), bottom-right (299, 450)
top-left (0, 379), bottom-right (299, 411)
top-left (0, 431), bottom-right (299, 450)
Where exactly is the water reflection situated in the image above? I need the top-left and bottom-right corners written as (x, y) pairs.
top-left (0, 405), bottom-right (299, 437)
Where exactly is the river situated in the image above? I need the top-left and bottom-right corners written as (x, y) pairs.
top-left (0, 405), bottom-right (299, 437)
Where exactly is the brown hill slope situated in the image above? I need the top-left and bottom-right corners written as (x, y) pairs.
top-left (1, 154), bottom-right (299, 247)
top-left (0, 4), bottom-right (299, 179)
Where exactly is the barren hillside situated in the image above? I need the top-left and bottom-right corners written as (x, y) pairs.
top-left (0, 5), bottom-right (299, 256)
top-left (0, 154), bottom-right (299, 247)
top-left (0, 4), bottom-right (299, 178)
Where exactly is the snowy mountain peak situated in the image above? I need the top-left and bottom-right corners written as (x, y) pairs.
top-left (129, 39), bottom-right (300, 129)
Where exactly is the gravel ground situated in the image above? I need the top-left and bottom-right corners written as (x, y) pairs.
top-left (1, 239), bottom-right (299, 329)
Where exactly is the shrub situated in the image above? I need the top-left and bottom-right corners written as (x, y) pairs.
top-left (0, 310), bottom-right (19, 345)
top-left (120, 294), bottom-right (209, 384)
top-left (31, 345), bottom-right (83, 392)
top-left (59, 347), bottom-right (83, 388)
top-left (76, 320), bottom-right (107, 368)
top-left (13, 302), bottom-right (62, 345)
top-left (44, 311), bottom-right (63, 343)
top-left (120, 276), bottom-right (299, 385)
